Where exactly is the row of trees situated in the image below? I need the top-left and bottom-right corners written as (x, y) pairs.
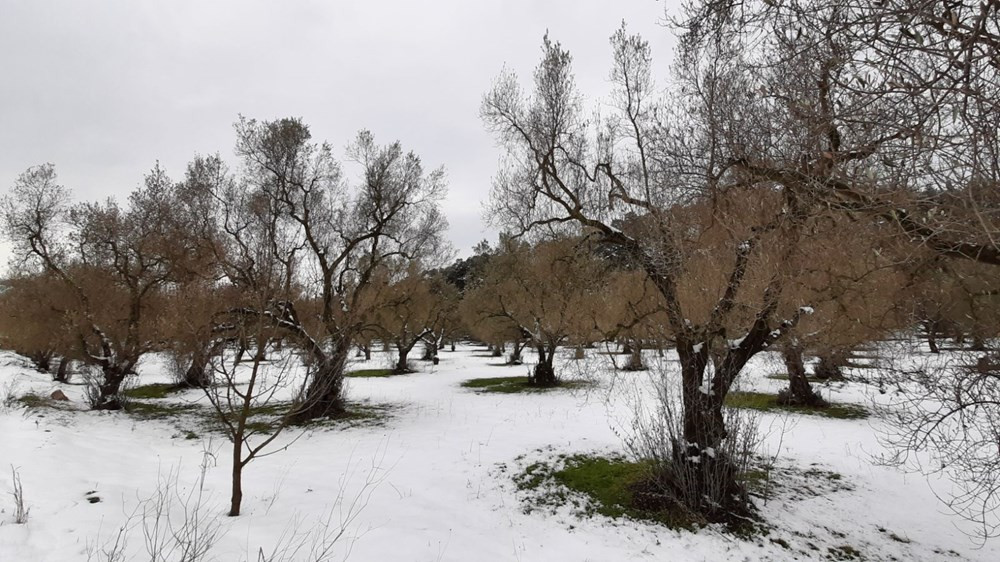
top-left (0, 119), bottom-right (449, 419)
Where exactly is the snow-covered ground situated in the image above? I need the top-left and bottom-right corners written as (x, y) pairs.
top-left (1, 344), bottom-right (996, 561)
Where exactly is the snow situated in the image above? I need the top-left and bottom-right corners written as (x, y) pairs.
top-left (698, 379), bottom-right (714, 396)
top-left (1, 345), bottom-right (998, 561)
top-left (799, 306), bottom-right (815, 315)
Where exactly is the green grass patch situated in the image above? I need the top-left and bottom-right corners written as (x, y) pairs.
top-left (345, 368), bottom-right (398, 378)
top-left (13, 392), bottom-right (75, 412)
top-left (124, 383), bottom-right (186, 399)
top-left (16, 393), bottom-right (53, 409)
top-left (725, 391), bottom-right (868, 420)
top-left (461, 376), bottom-right (588, 394)
top-left (514, 454), bottom-right (699, 530)
top-left (125, 400), bottom-right (199, 420)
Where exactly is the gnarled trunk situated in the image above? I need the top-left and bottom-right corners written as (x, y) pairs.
top-left (94, 363), bottom-right (133, 410)
top-left (288, 346), bottom-right (349, 423)
top-left (396, 345), bottom-right (412, 373)
top-left (531, 344), bottom-right (557, 386)
top-left (779, 343), bottom-right (824, 406)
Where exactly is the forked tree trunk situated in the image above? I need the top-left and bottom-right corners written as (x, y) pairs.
top-left (94, 363), bottom-right (132, 410)
top-left (532, 344), bottom-right (557, 386)
top-left (396, 345), bottom-right (412, 373)
top-left (509, 339), bottom-right (524, 364)
top-left (25, 350), bottom-right (54, 372)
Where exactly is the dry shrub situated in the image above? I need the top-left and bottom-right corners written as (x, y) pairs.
top-left (622, 359), bottom-right (762, 526)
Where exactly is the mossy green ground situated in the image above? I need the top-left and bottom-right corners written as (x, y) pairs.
top-left (725, 391), bottom-right (868, 419)
top-left (514, 454), bottom-right (701, 530)
top-left (345, 368), bottom-right (398, 378)
top-left (461, 376), bottom-right (588, 394)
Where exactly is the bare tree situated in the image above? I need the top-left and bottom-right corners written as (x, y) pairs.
top-left (202, 117), bottom-right (449, 422)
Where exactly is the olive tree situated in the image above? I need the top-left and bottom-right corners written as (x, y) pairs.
top-left (203, 117), bottom-right (448, 422)
top-left (2, 164), bottom-right (207, 409)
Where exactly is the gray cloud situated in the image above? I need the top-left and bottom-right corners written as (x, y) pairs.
top-left (0, 0), bottom-right (679, 271)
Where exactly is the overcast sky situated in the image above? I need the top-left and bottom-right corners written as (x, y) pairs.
top-left (0, 0), bottom-right (680, 269)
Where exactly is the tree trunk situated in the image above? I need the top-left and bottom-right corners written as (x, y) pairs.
top-left (396, 346), bottom-right (412, 373)
top-left (229, 446), bottom-right (243, 516)
top-left (924, 320), bottom-right (940, 353)
top-left (183, 361), bottom-right (211, 388)
top-left (287, 347), bottom-right (349, 423)
top-left (624, 340), bottom-right (645, 370)
top-left (679, 350), bottom-right (726, 451)
top-left (531, 345), bottom-right (557, 386)
top-left (94, 364), bottom-right (130, 410)
top-left (509, 339), bottom-right (523, 364)
top-left (779, 343), bottom-right (824, 406)
top-left (573, 345), bottom-right (585, 360)
top-left (970, 334), bottom-right (987, 351)
top-left (25, 350), bottom-right (53, 372)
top-left (54, 358), bottom-right (70, 383)
top-left (814, 351), bottom-right (846, 380)
top-left (364, 344), bottom-right (372, 361)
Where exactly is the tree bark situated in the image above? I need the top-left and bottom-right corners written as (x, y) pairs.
top-left (54, 358), bottom-right (70, 383)
top-left (780, 343), bottom-right (824, 406)
top-left (531, 344), bottom-right (558, 386)
top-left (287, 346), bottom-right (349, 423)
top-left (229, 447), bottom-right (243, 516)
top-left (623, 340), bottom-right (645, 370)
top-left (94, 363), bottom-right (131, 410)
top-left (923, 320), bottom-right (940, 353)
top-left (396, 346), bottom-right (412, 373)
top-left (509, 339), bottom-right (524, 364)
